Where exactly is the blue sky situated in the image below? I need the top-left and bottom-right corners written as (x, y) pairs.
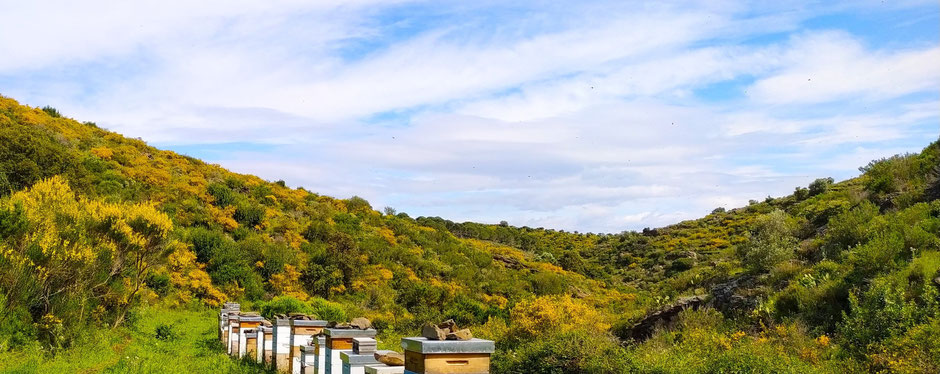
top-left (1, 0), bottom-right (938, 232)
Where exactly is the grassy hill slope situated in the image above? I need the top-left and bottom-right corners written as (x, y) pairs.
top-left (1, 95), bottom-right (939, 372)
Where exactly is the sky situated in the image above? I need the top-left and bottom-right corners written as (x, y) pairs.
top-left (1, 0), bottom-right (938, 233)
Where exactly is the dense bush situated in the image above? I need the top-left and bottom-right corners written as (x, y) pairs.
top-left (0, 177), bottom-right (173, 346)
top-left (736, 210), bottom-right (797, 272)
top-left (809, 177), bottom-right (834, 196)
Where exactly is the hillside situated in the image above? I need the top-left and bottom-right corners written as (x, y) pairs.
top-left (1, 94), bottom-right (939, 373)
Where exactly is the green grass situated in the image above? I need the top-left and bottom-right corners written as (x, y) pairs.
top-left (0, 306), bottom-right (274, 374)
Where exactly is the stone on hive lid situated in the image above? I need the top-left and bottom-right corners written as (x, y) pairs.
top-left (373, 351), bottom-right (404, 366)
top-left (329, 321), bottom-right (353, 329)
top-left (421, 319), bottom-right (472, 340)
top-left (446, 328), bottom-right (473, 341)
top-left (421, 323), bottom-right (447, 340)
top-left (350, 317), bottom-right (372, 330)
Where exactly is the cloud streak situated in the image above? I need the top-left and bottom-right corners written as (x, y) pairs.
top-left (0, 0), bottom-right (937, 232)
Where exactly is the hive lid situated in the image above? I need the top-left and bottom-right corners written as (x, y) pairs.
top-left (301, 345), bottom-right (316, 352)
top-left (400, 338), bottom-right (495, 354)
top-left (239, 315), bottom-right (264, 322)
top-left (340, 352), bottom-right (381, 365)
top-left (324, 328), bottom-right (377, 338)
top-left (290, 319), bottom-right (328, 327)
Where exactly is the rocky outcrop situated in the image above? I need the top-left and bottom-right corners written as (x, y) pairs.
top-left (623, 296), bottom-right (704, 341)
top-left (709, 276), bottom-right (757, 315)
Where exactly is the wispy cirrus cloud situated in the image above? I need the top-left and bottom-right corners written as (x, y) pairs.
top-left (0, 0), bottom-right (937, 232)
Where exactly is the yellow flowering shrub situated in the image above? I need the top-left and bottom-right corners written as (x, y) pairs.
top-left (269, 264), bottom-right (308, 301)
top-left (510, 295), bottom-right (609, 338)
top-left (0, 176), bottom-right (174, 333)
top-left (90, 146), bottom-right (113, 159)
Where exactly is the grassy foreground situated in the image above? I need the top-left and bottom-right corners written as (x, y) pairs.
top-left (0, 306), bottom-right (271, 374)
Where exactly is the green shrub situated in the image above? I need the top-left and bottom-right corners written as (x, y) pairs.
top-left (41, 106), bottom-right (61, 117)
top-left (492, 328), bottom-right (634, 374)
top-left (207, 183), bottom-right (236, 207)
top-left (736, 210), bottom-right (797, 273)
top-left (821, 201), bottom-right (878, 258)
top-left (154, 323), bottom-right (178, 341)
top-left (794, 187), bottom-right (809, 201)
top-left (145, 273), bottom-right (171, 296)
top-left (190, 227), bottom-right (227, 263)
top-left (308, 298), bottom-right (347, 322)
top-left (234, 203), bottom-right (265, 227)
top-left (808, 177), bottom-right (834, 196)
top-left (257, 296), bottom-right (315, 319)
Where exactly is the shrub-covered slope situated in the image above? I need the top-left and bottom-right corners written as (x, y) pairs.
top-left (1, 95), bottom-right (939, 372)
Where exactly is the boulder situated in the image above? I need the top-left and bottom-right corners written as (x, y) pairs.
top-left (375, 351), bottom-right (405, 366)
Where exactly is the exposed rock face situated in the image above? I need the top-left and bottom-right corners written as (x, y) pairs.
top-left (709, 276), bottom-right (758, 315)
top-left (422, 319), bottom-right (472, 341)
top-left (493, 254), bottom-right (523, 269)
top-left (624, 296), bottom-right (705, 342)
top-left (375, 351), bottom-right (405, 366)
top-left (350, 317), bottom-right (372, 330)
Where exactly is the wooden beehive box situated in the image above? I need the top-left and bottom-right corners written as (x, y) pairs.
top-left (400, 338), bottom-right (494, 374)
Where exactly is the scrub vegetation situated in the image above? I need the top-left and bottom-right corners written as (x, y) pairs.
top-left (1, 95), bottom-right (939, 372)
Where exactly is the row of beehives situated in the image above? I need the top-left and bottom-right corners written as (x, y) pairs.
top-left (219, 302), bottom-right (495, 374)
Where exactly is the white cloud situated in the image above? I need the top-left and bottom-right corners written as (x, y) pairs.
top-left (748, 32), bottom-right (940, 105)
top-left (1, 0), bottom-right (937, 232)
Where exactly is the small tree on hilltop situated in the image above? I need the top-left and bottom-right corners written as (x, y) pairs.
top-left (809, 177), bottom-right (834, 196)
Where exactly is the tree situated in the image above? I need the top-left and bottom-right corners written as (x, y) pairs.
top-left (794, 187), bottom-right (809, 201)
top-left (809, 177), bottom-right (834, 196)
top-left (736, 209), bottom-right (796, 272)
